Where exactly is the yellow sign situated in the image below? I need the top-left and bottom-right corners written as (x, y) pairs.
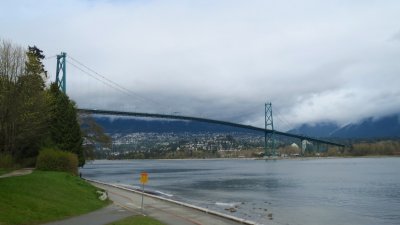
top-left (140, 172), bottom-right (148, 184)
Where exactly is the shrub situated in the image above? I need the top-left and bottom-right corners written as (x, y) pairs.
top-left (36, 148), bottom-right (78, 175)
top-left (17, 157), bottom-right (37, 168)
top-left (0, 153), bottom-right (14, 168)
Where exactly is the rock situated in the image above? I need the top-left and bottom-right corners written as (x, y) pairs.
top-left (96, 190), bottom-right (108, 201)
top-left (225, 207), bottom-right (237, 212)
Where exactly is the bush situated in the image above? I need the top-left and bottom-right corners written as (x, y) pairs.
top-left (17, 157), bottom-right (37, 168)
top-left (36, 148), bottom-right (78, 175)
top-left (0, 153), bottom-right (14, 168)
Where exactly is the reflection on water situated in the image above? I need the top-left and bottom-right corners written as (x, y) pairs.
top-left (81, 158), bottom-right (400, 225)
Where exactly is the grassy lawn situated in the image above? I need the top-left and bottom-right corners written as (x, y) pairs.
top-left (0, 171), bottom-right (109, 225)
top-left (107, 216), bottom-right (165, 225)
top-left (0, 168), bottom-right (11, 175)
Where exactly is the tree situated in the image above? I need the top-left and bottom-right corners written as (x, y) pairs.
top-left (0, 40), bottom-right (26, 155)
top-left (48, 83), bottom-right (84, 166)
top-left (14, 46), bottom-right (50, 159)
top-left (0, 42), bottom-right (49, 163)
top-left (80, 114), bottom-right (112, 160)
top-left (1, 40), bottom-right (87, 168)
top-left (24, 46), bottom-right (47, 87)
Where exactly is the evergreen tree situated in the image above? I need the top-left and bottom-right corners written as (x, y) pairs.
top-left (14, 46), bottom-right (50, 159)
top-left (1, 41), bottom-right (85, 168)
top-left (48, 83), bottom-right (84, 166)
top-left (24, 46), bottom-right (47, 88)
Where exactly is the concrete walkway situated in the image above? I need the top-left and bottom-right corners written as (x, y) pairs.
top-left (42, 204), bottom-right (136, 225)
top-left (90, 181), bottom-right (256, 225)
top-left (1, 169), bottom-right (258, 224)
top-left (42, 179), bottom-right (256, 225)
top-left (0, 168), bottom-right (33, 178)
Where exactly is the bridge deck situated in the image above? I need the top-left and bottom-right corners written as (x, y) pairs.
top-left (78, 108), bottom-right (344, 147)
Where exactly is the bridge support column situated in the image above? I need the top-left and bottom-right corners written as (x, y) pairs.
top-left (56, 52), bottom-right (67, 94)
top-left (264, 102), bottom-right (275, 157)
top-left (301, 139), bottom-right (306, 156)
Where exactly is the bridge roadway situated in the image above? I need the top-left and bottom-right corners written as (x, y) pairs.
top-left (78, 108), bottom-right (344, 147)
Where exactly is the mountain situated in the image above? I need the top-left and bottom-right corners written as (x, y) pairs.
top-left (289, 114), bottom-right (400, 139)
top-left (288, 122), bottom-right (339, 137)
top-left (93, 117), bottom-right (260, 134)
top-left (92, 113), bottom-right (400, 139)
top-left (331, 115), bottom-right (400, 138)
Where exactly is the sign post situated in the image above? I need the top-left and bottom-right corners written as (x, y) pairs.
top-left (140, 172), bottom-right (148, 211)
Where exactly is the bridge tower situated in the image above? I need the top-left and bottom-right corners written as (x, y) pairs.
top-left (264, 102), bottom-right (275, 157)
top-left (56, 52), bottom-right (67, 94)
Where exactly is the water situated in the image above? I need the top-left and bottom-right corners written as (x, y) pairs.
top-left (81, 158), bottom-right (400, 225)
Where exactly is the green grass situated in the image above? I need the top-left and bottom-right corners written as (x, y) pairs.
top-left (107, 216), bottom-right (165, 225)
top-left (0, 168), bottom-right (11, 175)
top-left (0, 170), bottom-right (109, 225)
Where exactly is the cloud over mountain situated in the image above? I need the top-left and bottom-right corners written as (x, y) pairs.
top-left (1, 0), bottom-right (400, 130)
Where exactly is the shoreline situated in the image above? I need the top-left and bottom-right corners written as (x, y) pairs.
top-left (89, 155), bottom-right (400, 163)
top-left (85, 178), bottom-right (258, 225)
top-left (82, 157), bottom-right (400, 225)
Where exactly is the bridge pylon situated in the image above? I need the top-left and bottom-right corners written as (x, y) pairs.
top-left (56, 52), bottom-right (67, 94)
top-left (264, 102), bottom-right (275, 157)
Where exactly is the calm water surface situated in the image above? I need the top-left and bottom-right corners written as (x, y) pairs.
top-left (81, 158), bottom-right (400, 225)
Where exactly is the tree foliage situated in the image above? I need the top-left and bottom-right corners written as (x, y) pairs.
top-left (349, 140), bottom-right (400, 156)
top-left (48, 83), bottom-right (84, 166)
top-left (0, 41), bottom-right (50, 163)
top-left (80, 115), bottom-right (111, 160)
top-left (36, 148), bottom-right (78, 175)
top-left (0, 39), bottom-right (85, 167)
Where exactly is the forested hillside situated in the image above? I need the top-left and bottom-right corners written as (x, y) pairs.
top-left (0, 40), bottom-right (84, 167)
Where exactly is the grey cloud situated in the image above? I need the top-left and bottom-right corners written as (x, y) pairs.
top-left (391, 30), bottom-right (400, 41)
top-left (2, 0), bottom-right (400, 130)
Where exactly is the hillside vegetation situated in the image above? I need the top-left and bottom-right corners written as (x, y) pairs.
top-left (107, 216), bottom-right (165, 225)
top-left (0, 40), bottom-right (84, 168)
top-left (0, 171), bottom-right (108, 225)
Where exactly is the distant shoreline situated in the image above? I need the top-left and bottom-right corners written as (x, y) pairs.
top-left (89, 155), bottom-right (400, 162)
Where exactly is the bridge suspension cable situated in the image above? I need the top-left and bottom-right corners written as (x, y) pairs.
top-left (273, 107), bottom-right (294, 131)
top-left (66, 55), bottom-right (165, 108)
top-left (78, 108), bottom-right (345, 148)
top-left (51, 52), bottom-right (344, 149)
top-left (44, 55), bottom-right (58, 60)
top-left (67, 60), bottom-right (136, 98)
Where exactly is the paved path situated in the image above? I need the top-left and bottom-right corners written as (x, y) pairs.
top-left (91, 181), bottom-right (255, 225)
top-left (42, 204), bottom-right (135, 225)
top-left (43, 180), bottom-right (256, 225)
top-left (0, 168), bottom-right (33, 178)
top-left (1, 169), bottom-right (258, 224)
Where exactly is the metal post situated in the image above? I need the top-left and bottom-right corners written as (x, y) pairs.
top-left (56, 52), bottom-right (66, 93)
top-left (141, 183), bottom-right (144, 212)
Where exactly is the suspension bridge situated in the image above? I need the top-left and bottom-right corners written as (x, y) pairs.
top-left (53, 52), bottom-right (345, 156)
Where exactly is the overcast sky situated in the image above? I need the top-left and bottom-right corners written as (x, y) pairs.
top-left (1, 0), bottom-right (400, 130)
